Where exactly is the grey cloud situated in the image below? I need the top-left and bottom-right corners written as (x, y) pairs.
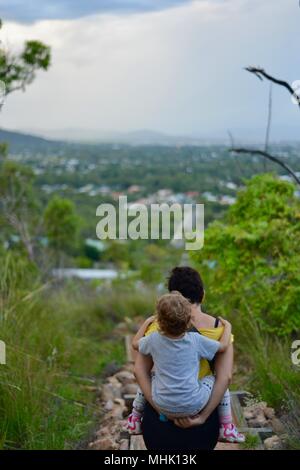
top-left (0, 0), bottom-right (194, 23)
top-left (2, 0), bottom-right (298, 141)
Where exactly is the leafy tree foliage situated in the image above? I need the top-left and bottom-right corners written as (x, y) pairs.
top-left (0, 18), bottom-right (51, 97)
top-left (0, 160), bottom-right (38, 261)
top-left (44, 196), bottom-right (79, 255)
top-left (0, 18), bottom-right (51, 261)
top-left (191, 174), bottom-right (300, 336)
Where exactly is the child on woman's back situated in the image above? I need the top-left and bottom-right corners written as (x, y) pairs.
top-left (127, 291), bottom-right (244, 443)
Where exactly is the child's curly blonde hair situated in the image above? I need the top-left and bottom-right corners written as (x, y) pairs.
top-left (156, 291), bottom-right (192, 337)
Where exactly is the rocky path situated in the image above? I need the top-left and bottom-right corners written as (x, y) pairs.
top-left (88, 321), bottom-right (286, 451)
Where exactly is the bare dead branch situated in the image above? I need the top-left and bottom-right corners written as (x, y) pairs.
top-left (265, 84), bottom-right (273, 154)
top-left (245, 66), bottom-right (300, 107)
top-left (230, 148), bottom-right (300, 187)
top-left (262, 83), bottom-right (273, 172)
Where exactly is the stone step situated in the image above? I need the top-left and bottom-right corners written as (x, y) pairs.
top-left (130, 435), bottom-right (147, 451)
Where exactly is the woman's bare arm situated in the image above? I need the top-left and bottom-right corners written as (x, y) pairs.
top-left (175, 344), bottom-right (233, 428)
top-left (134, 351), bottom-right (157, 410)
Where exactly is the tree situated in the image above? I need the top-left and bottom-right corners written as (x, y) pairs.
top-left (191, 174), bottom-right (300, 336)
top-left (0, 18), bottom-right (51, 261)
top-left (0, 18), bottom-right (51, 101)
top-left (102, 241), bottom-right (130, 270)
top-left (0, 160), bottom-right (38, 261)
top-left (0, 141), bottom-right (7, 160)
top-left (44, 196), bottom-right (80, 264)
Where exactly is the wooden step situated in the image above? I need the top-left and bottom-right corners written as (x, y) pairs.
top-left (230, 392), bottom-right (247, 428)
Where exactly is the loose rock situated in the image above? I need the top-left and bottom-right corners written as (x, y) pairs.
top-left (96, 426), bottom-right (111, 438)
top-left (101, 382), bottom-right (122, 401)
top-left (102, 362), bottom-right (122, 378)
top-left (247, 412), bottom-right (268, 428)
top-left (122, 383), bottom-right (139, 395)
top-left (114, 370), bottom-right (136, 385)
top-left (264, 435), bottom-right (284, 450)
top-left (264, 407), bottom-right (275, 420)
top-left (89, 437), bottom-right (118, 450)
top-left (243, 410), bottom-right (254, 420)
top-left (104, 399), bottom-right (114, 411)
top-left (270, 417), bottom-right (285, 434)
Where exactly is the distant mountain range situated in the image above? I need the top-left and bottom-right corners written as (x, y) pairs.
top-left (1, 126), bottom-right (299, 152)
top-left (0, 128), bottom-right (63, 152)
top-left (0, 127), bottom-right (227, 150)
top-left (18, 127), bottom-right (227, 146)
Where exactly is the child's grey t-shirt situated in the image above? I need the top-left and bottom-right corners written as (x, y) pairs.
top-left (138, 331), bottom-right (220, 415)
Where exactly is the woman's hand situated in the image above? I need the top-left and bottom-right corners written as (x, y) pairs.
top-left (174, 413), bottom-right (206, 429)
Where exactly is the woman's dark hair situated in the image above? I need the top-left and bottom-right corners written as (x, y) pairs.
top-left (167, 266), bottom-right (204, 304)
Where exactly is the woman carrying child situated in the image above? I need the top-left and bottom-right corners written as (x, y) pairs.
top-left (127, 267), bottom-right (244, 446)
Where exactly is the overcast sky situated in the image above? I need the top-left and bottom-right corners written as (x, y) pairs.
top-left (0, 0), bottom-right (299, 140)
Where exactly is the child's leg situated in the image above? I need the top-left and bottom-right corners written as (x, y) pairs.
top-left (132, 387), bottom-right (146, 415)
top-left (199, 378), bottom-right (245, 443)
top-left (218, 390), bottom-right (245, 443)
top-left (199, 375), bottom-right (216, 408)
top-left (218, 388), bottom-right (232, 425)
top-left (126, 387), bottom-right (145, 434)
top-left (199, 376), bottom-right (233, 424)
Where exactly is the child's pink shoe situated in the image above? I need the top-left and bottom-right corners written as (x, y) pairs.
top-left (219, 423), bottom-right (245, 443)
top-left (126, 413), bottom-right (142, 434)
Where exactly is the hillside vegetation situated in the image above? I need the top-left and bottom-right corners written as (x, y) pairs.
top-left (191, 174), bottom-right (300, 448)
top-left (0, 253), bottom-right (155, 449)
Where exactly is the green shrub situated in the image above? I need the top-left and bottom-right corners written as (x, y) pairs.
top-left (191, 174), bottom-right (300, 448)
top-left (191, 174), bottom-right (300, 336)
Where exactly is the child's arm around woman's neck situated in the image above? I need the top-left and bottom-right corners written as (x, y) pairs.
top-left (217, 317), bottom-right (232, 352)
top-left (132, 315), bottom-right (156, 351)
